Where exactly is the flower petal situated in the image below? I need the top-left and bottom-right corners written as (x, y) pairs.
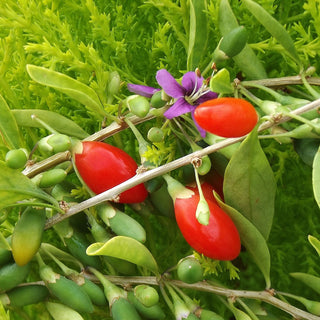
top-left (127, 83), bottom-right (159, 98)
top-left (156, 69), bottom-right (185, 98)
top-left (191, 111), bottom-right (207, 138)
top-left (164, 97), bottom-right (194, 119)
top-left (182, 71), bottom-right (204, 93)
top-left (196, 90), bottom-right (218, 105)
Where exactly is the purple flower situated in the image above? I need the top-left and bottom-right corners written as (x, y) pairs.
top-left (127, 83), bottom-right (160, 98)
top-left (127, 69), bottom-right (217, 137)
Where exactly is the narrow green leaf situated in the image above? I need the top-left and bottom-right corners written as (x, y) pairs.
top-left (40, 243), bottom-right (83, 270)
top-left (216, 196), bottom-right (271, 288)
top-left (26, 65), bottom-right (105, 119)
top-left (0, 163), bottom-right (58, 209)
top-left (312, 145), bottom-right (320, 209)
top-left (218, 0), bottom-right (267, 79)
top-left (242, 0), bottom-right (301, 64)
top-left (187, 0), bottom-right (208, 70)
top-left (86, 236), bottom-right (158, 274)
top-left (12, 109), bottom-right (89, 139)
top-left (224, 129), bottom-right (276, 240)
top-left (308, 235), bottom-right (320, 256)
top-left (290, 272), bottom-right (320, 295)
top-left (0, 95), bottom-right (22, 149)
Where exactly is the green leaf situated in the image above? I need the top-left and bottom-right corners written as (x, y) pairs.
top-left (223, 129), bottom-right (276, 240)
top-left (216, 195), bottom-right (271, 288)
top-left (187, 0), bottom-right (208, 70)
top-left (0, 163), bottom-right (58, 209)
top-left (12, 109), bottom-right (89, 140)
top-left (242, 0), bottom-right (301, 65)
top-left (209, 68), bottom-right (234, 94)
top-left (312, 145), bottom-right (320, 209)
top-left (40, 243), bottom-right (83, 270)
top-left (308, 235), bottom-right (320, 256)
top-left (229, 304), bottom-right (252, 320)
top-left (0, 94), bottom-right (22, 149)
top-left (26, 65), bottom-right (106, 119)
top-left (86, 236), bottom-right (159, 274)
top-left (290, 272), bottom-right (320, 295)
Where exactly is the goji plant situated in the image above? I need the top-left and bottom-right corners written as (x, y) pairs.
top-left (1, 1), bottom-right (320, 320)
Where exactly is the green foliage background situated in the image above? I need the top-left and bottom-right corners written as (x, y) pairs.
top-left (1, 0), bottom-right (320, 319)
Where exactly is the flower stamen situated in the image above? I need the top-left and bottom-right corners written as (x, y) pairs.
top-left (186, 83), bottom-right (210, 105)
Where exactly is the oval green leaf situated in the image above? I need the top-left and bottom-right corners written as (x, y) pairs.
top-left (0, 163), bottom-right (58, 209)
top-left (290, 272), bottom-right (320, 295)
top-left (216, 195), bottom-right (271, 288)
top-left (26, 65), bottom-right (105, 119)
top-left (86, 236), bottom-right (158, 274)
top-left (223, 128), bottom-right (276, 240)
top-left (312, 145), bottom-right (320, 209)
top-left (0, 94), bottom-right (23, 149)
top-left (12, 109), bottom-right (89, 139)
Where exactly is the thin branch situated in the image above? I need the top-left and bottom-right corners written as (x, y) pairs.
top-left (44, 98), bottom-right (320, 229)
top-left (82, 274), bottom-right (320, 320)
top-left (241, 75), bottom-right (320, 88)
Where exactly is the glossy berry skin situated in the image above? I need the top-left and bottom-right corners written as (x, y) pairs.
top-left (74, 141), bottom-right (148, 203)
top-left (194, 97), bottom-right (258, 137)
top-left (177, 257), bottom-right (203, 284)
top-left (174, 185), bottom-right (241, 261)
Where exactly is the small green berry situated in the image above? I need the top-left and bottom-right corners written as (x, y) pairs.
top-left (5, 149), bottom-right (28, 169)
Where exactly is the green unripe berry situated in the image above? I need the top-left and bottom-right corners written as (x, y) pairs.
top-left (147, 127), bottom-right (164, 143)
top-left (5, 148), bottom-right (28, 169)
top-left (197, 155), bottom-right (212, 176)
top-left (303, 298), bottom-right (320, 316)
top-left (111, 297), bottom-right (142, 320)
top-left (134, 285), bottom-right (159, 307)
top-left (0, 262), bottom-right (31, 292)
top-left (219, 26), bottom-right (248, 58)
top-left (150, 90), bottom-right (167, 108)
top-left (199, 309), bottom-right (224, 320)
top-left (32, 168), bottom-right (67, 188)
top-left (38, 134), bottom-right (71, 155)
top-left (126, 95), bottom-right (150, 118)
top-left (177, 257), bottom-right (203, 284)
top-left (213, 26), bottom-right (248, 63)
top-left (12, 207), bottom-right (46, 266)
top-left (47, 134), bottom-right (72, 153)
top-left (4, 285), bottom-right (49, 307)
top-left (191, 144), bottom-right (211, 176)
top-left (46, 301), bottom-right (86, 320)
